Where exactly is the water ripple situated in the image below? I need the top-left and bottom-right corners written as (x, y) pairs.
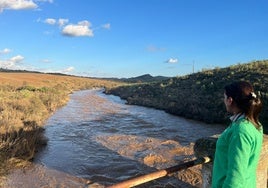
top-left (13, 89), bottom-right (225, 187)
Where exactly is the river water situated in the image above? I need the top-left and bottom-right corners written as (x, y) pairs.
top-left (1, 89), bottom-right (225, 188)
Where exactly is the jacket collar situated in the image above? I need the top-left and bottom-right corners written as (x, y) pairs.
top-left (230, 113), bottom-right (245, 122)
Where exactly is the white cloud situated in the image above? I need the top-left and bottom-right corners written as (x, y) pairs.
top-left (102, 23), bottom-right (111, 30)
top-left (10, 55), bottom-right (24, 63)
top-left (146, 45), bottom-right (166, 52)
top-left (0, 48), bottom-right (11, 55)
top-left (40, 67), bottom-right (75, 74)
top-left (43, 18), bottom-right (110, 37)
top-left (44, 18), bottom-right (69, 26)
top-left (0, 55), bottom-right (25, 69)
top-left (58, 18), bottom-right (69, 27)
top-left (40, 59), bottom-right (52, 63)
top-left (166, 58), bottom-right (178, 64)
top-left (0, 0), bottom-right (38, 12)
top-left (62, 20), bottom-right (94, 37)
top-left (45, 18), bottom-right (56, 25)
top-left (35, 0), bottom-right (53, 3)
top-left (62, 66), bottom-right (74, 73)
top-left (0, 0), bottom-right (53, 12)
top-left (0, 53), bottom-right (74, 74)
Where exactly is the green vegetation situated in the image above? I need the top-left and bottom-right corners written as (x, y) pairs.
top-left (1, 61), bottom-right (267, 172)
top-left (0, 72), bottom-right (124, 167)
top-left (105, 60), bottom-right (268, 133)
top-left (102, 74), bottom-right (170, 83)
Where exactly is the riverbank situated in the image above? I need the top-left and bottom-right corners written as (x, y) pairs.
top-left (1, 61), bottom-right (267, 186)
top-left (0, 158), bottom-right (103, 188)
top-left (1, 89), bottom-right (225, 187)
top-left (105, 61), bottom-right (268, 133)
top-left (0, 72), bottom-right (124, 175)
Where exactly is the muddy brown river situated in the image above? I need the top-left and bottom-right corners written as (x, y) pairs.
top-left (1, 89), bottom-right (225, 188)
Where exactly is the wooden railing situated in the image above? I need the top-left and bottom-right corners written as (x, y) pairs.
top-left (107, 134), bottom-right (268, 187)
top-left (194, 135), bottom-right (268, 188)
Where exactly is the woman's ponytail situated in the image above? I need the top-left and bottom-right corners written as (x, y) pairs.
top-left (248, 94), bottom-right (262, 129)
top-left (225, 81), bottom-right (263, 130)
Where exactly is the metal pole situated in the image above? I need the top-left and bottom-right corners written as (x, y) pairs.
top-left (107, 156), bottom-right (211, 188)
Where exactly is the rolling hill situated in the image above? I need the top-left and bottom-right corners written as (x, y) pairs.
top-left (105, 60), bottom-right (268, 133)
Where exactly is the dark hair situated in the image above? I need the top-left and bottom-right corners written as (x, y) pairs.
top-left (224, 81), bottom-right (262, 129)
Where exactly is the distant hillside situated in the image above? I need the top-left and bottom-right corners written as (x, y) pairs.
top-left (103, 74), bottom-right (170, 83)
top-left (105, 60), bottom-right (268, 133)
top-left (122, 74), bottom-right (169, 83)
top-left (0, 69), bottom-right (169, 83)
top-left (0, 68), bottom-right (42, 74)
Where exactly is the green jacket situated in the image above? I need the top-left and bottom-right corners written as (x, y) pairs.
top-left (212, 117), bottom-right (263, 188)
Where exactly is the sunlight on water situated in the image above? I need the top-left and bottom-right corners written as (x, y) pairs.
top-left (1, 89), bottom-right (225, 188)
top-left (95, 134), bottom-right (193, 169)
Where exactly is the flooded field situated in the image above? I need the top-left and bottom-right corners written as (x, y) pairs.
top-left (0, 89), bottom-right (225, 188)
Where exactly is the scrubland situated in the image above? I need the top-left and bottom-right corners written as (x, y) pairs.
top-left (0, 72), bottom-right (123, 167)
top-left (1, 60), bottom-right (268, 175)
top-left (106, 60), bottom-right (268, 133)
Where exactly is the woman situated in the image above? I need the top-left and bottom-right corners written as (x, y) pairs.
top-left (212, 81), bottom-right (263, 188)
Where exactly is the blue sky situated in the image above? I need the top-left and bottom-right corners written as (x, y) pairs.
top-left (0, 0), bottom-right (267, 78)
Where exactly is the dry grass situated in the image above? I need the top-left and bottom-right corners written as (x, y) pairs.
top-left (0, 72), bottom-right (123, 132)
top-left (0, 72), bottom-right (121, 89)
top-left (0, 72), bottom-right (124, 163)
